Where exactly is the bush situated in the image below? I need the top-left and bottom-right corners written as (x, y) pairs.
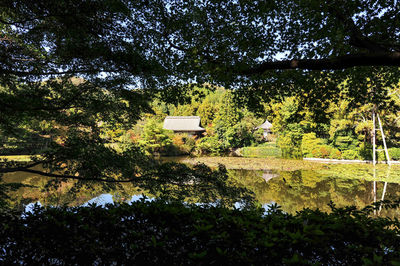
top-left (172, 134), bottom-right (197, 155)
top-left (2, 200), bottom-right (400, 264)
top-left (389, 148), bottom-right (400, 161)
top-left (341, 149), bottom-right (359, 160)
top-left (357, 143), bottom-right (387, 161)
top-left (196, 136), bottom-right (223, 155)
top-left (332, 135), bottom-right (359, 150)
top-left (278, 127), bottom-right (303, 159)
top-left (311, 145), bottom-right (332, 159)
top-left (329, 148), bottom-right (342, 159)
top-left (138, 119), bottom-right (173, 155)
top-left (377, 145), bottom-right (386, 161)
top-left (301, 133), bottom-right (324, 158)
top-left (358, 142), bottom-right (373, 160)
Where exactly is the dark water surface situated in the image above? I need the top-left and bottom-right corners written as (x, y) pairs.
top-left (2, 158), bottom-right (400, 217)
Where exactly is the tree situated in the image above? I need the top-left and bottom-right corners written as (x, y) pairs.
top-left (0, 1), bottom-right (258, 206)
top-left (138, 119), bottom-right (173, 154)
top-left (143, 0), bottom-right (400, 112)
top-left (1, 0), bottom-right (400, 203)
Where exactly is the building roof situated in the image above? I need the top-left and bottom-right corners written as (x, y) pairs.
top-left (256, 119), bottom-right (273, 130)
top-left (163, 116), bottom-right (205, 132)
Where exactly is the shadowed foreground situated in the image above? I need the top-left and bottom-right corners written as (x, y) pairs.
top-left (1, 200), bottom-right (400, 265)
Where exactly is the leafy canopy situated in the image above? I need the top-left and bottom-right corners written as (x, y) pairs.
top-left (0, 0), bottom-right (399, 199)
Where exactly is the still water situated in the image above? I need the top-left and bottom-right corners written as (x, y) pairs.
top-left (2, 157), bottom-right (400, 217)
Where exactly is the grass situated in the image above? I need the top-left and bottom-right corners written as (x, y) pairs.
top-left (0, 155), bottom-right (33, 162)
top-left (177, 157), bottom-right (323, 171)
top-left (241, 146), bottom-right (281, 158)
top-left (173, 156), bottom-right (400, 183)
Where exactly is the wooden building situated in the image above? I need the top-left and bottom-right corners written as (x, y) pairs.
top-left (163, 116), bottom-right (205, 136)
top-left (256, 119), bottom-right (273, 140)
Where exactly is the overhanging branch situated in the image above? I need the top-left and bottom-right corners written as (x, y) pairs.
top-left (0, 166), bottom-right (144, 183)
top-left (241, 52), bottom-right (400, 74)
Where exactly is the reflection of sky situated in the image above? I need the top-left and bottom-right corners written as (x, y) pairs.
top-left (24, 194), bottom-right (155, 212)
top-left (82, 194), bottom-right (114, 207)
top-left (82, 194), bottom-right (154, 207)
top-left (263, 201), bottom-right (277, 213)
top-left (24, 195), bottom-right (275, 214)
top-left (25, 201), bottom-right (42, 213)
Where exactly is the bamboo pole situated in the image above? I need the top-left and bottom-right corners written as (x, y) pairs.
top-left (372, 108), bottom-right (376, 166)
top-left (378, 166), bottom-right (391, 214)
top-left (373, 181), bottom-right (377, 216)
top-left (377, 113), bottom-right (391, 165)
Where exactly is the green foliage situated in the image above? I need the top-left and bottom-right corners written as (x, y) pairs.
top-left (2, 200), bottom-right (400, 264)
top-left (329, 147), bottom-right (342, 159)
top-left (196, 136), bottom-right (224, 155)
top-left (196, 99), bottom-right (217, 127)
top-left (311, 145), bottom-right (332, 159)
top-left (333, 135), bottom-right (359, 151)
top-left (220, 123), bottom-right (256, 149)
top-left (214, 91), bottom-right (242, 131)
top-left (358, 143), bottom-right (373, 161)
top-left (389, 148), bottom-right (400, 161)
top-left (278, 125), bottom-right (304, 159)
top-left (138, 119), bottom-right (173, 155)
top-left (171, 134), bottom-right (197, 155)
top-left (301, 133), bottom-right (324, 158)
top-left (341, 150), bottom-right (359, 160)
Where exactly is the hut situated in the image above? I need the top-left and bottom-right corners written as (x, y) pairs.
top-left (256, 119), bottom-right (273, 140)
top-left (163, 116), bottom-right (205, 136)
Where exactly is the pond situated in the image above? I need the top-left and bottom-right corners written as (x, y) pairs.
top-left (2, 157), bottom-right (400, 217)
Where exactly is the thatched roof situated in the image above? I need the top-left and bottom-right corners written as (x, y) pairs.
top-left (163, 116), bottom-right (205, 132)
top-left (256, 119), bottom-right (273, 130)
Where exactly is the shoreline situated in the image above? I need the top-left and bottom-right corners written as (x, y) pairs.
top-left (303, 157), bottom-right (400, 165)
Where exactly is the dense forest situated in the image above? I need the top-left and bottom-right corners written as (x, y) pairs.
top-left (94, 84), bottom-right (400, 160)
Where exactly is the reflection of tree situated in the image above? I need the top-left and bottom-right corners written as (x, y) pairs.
top-left (4, 163), bottom-right (400, 217)
top-left (3, 163), bottom-right (255, 210)
top-left (1, 169), bottom-right (143, 211)
top-left (230, 169), bottom-right (400, 216)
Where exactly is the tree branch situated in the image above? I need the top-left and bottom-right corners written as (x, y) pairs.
top-left (241, 52), bottom-right (400, 74)
top-left (0, 166), bottom-right (146, 183)
top-left (326, 3), bottom-right (388, 53)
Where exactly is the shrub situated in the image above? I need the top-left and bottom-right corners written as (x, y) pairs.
top-left (278, 127), bottom-right (303, 159)
top-left (329, 148), bottom-right (342, 159)
top-left (358, 142), bottom-right (373, 160)
top-left (341, 150), bottom-right (359, 160)
top-left (138, 119), bottom-right (173, 155)
top-left (332, 135), bottom-right (359, 150)
top-left (2, 200), bottom-right (400, 264)
top-left (377, 145), bottom-right (386, 161)
top-left (357, 143), bottom-right (387, 161)
top-left (389, 148), bottom-right (400, 161)
top-left (172, 134), bottom-right (185, 146)
top-left (301, 133), bottom-right (324, 158)
top-left (311, 145), bottom-right (332, 159)
top-left (172, 134), bottom-right (197, 155)
top-left (196, 136), bottom-right (223, 155)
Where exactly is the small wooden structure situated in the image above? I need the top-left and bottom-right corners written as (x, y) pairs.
top-left (256, 119), bottom-right (273, 140)
top-left (163, 116), bottom-right (205, 136)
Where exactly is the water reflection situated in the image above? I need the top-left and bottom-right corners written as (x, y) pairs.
top-left (261, 170), bottom-right (278, 182)
top-left (1, 163), bottom-right (400, 217)
top-left (229, 167), bottom-right (400, 217)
